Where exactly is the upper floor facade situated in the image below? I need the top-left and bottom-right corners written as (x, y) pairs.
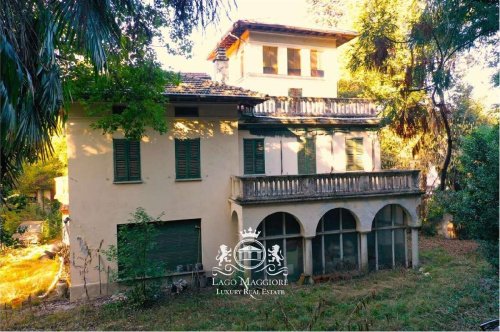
top-left (207, 20), bottom-right (358, 98)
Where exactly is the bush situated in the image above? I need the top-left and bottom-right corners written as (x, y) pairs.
top-left (434, 125), bottom-right (499, 269)
top-left (0, 198), bottom-right (62, 246)
top-left (104, 207), bottom-right (166, 307)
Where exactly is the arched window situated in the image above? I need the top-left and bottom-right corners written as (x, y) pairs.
top-left (312, 208), bottom-right (359, 275)
top-left (255, 212), bottom-right (303, 281)
top-left (368, 205), bottom-right (408, 270)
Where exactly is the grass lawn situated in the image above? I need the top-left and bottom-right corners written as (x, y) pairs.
top-left (0, 245), bottom-right (60, 306)
top-left (1, 237), bottom-right (498, 331)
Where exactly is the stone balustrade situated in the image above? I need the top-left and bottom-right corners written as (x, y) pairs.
top-left (231, 170), bottom-right (421, 203)
top-left (244, 97), bottom-right (378, 118)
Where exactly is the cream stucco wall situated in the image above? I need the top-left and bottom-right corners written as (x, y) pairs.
top-left (67, 103), bottom-right (241, 300)
top-left (225, 31), bottom-right (339, 97)
top-left (68, 104), bottom-right (401, 300)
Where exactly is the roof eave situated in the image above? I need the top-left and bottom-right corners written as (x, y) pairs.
top-left (208, 20), bottom-right (359, 60)
top-left (164, 93), bottom-right (268, 106)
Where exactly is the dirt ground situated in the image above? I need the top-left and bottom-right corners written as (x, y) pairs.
top-left (420, 235), bottom-right (478, 256)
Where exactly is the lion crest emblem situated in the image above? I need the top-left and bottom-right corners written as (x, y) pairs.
top-left (267, 244), bottom-right (284, 266)
top-left (216, 244), bottom-right (232, 266)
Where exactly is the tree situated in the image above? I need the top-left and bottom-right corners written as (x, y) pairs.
top-left (440, 125), bottom-right (499, 268)
top-left (64, 58), bottom-right (180, 140)
top-left (407, 0), bottom-right (498, 189)
top-left (0, 0), bottom-right (228, 197)
top-left (16, 134), bottom-right (67, 196)
top-left (348, 0), bottom-right (498, 190)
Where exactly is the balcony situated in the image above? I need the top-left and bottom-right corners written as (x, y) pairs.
top-left (244, 97), bottom-right (378, 118)
top-left (231, 170), bottom-right (422, 204)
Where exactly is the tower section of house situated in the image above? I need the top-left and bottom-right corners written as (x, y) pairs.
top-left (207, 20), bottom-right (359, 98)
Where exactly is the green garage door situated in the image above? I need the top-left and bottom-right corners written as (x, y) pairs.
top-left (118, 219), bottom-right (202, 275)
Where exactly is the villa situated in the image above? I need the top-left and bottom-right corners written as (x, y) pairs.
top-left (66, 20), bottom-right (423, 300)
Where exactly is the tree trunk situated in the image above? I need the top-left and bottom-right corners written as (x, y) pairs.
top-left (435, 90), bottom-right (452, 191)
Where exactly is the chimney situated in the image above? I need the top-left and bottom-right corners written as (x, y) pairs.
top-left (213, 47), bottom-right (229, 84)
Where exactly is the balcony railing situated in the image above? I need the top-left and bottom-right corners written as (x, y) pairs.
top-left (231, 170), bottom-right (421, 203)
top-left (245, 97), bottom-right (378, 118)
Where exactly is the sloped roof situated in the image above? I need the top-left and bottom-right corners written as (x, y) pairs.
top-left (164, 73), bottom-right (267, 105)
top-left (208, 20), bottom-right (359, 60)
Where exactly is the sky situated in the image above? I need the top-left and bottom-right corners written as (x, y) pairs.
top-left (155, 0), bottom-right (498, 108)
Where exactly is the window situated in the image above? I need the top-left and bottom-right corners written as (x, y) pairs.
top-left (310, 50), bottom-right (324, 77)
top-left (368, 205), bottom-right (408, 270)
top-left (287, 48), bottom-right (301, 76)
top-left (175, 138), bottom-right (201, 179)
top-left (346, 138), bottom-right (364, 171)
top-left (255, 212), bottom-right (303, 281)
top-left (298, 137), bottom-right (316, 175)
top-left (312, 209), bottom-right (359, 274)
top-left (117, 219), bottom-right (201, 276)
top-left (175, 107), bottom-right (199, 117)
top-left (244, 139), bottom-right (265, 174)
top-left (113, 139), bottom-right (141, 182)
top-left (288, 88), bottom-right (303, 97)
top-left (263, 46), bottom-right (278, 74)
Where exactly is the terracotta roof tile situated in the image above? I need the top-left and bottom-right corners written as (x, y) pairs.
top-left (165, 73), bottom-right (267, 100)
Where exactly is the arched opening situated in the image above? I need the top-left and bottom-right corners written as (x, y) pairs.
top-left (230, 211), bottom-right (240, 247)
top-left (254, 212), bottom-right (303, 281)
top-left (368, 204), bottom-right (409, 270)
top-left (312, 208), bottom-right (359, 275)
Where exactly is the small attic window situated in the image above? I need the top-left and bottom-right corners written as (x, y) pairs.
top-left (175, 107), bottom-right (199, 117)
top-left (288, 88), bottom-right (302, 97)
top-left (112, 104), bottom-right (127, 115)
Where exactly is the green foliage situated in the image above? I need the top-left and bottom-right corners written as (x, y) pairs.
top-left (431, 125), bottom-right (499, 268)
top-left (342, 0), bottom-right (498, 189)
top-left (0, 0), bottom-right (228, 193)
top-left (16, 134), bottom-right (67, 194)
top-left (0, 197), bottom-right (62, 245)
top-left (104, 207), bottom-right (166, 307)
top-left (66, 59), bottom-right (179, 140)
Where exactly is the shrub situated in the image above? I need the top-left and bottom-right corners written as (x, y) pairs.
top-left (104, 207), bottom-right (166, 307)
top-left (434, 125), bottom-right (499, 269)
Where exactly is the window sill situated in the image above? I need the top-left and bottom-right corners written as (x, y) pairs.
top-left (249, 72), bottom-right (326, 80)
top-left (113, 180), bottom-right (143, 184)
top-left (175, 178), bottom-right (202, 182)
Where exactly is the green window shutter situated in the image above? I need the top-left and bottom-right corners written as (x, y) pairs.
top-left (188, 139), bottom-right (201, 178)
top-left (346, 138), bottom-right (363, 171)
top-left (298, 137), bottom-right (316, 174)
top-left (175, 138), bottom-right (201, 179)
top-left (128, 140), bottom-right (141, 180)
top-left (244, 140), bottom-right (255, 174)
top-left (113, 139), bottom-right (141, 182)
top-left (254, 139), bottom-right (265, 174)
top-left (114, 139), bottom-right (128, 181)
top-left (244, 139), bottom-right (265, 174)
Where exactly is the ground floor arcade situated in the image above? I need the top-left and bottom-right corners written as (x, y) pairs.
top-left (230, 195), bottom-right (421, 280)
